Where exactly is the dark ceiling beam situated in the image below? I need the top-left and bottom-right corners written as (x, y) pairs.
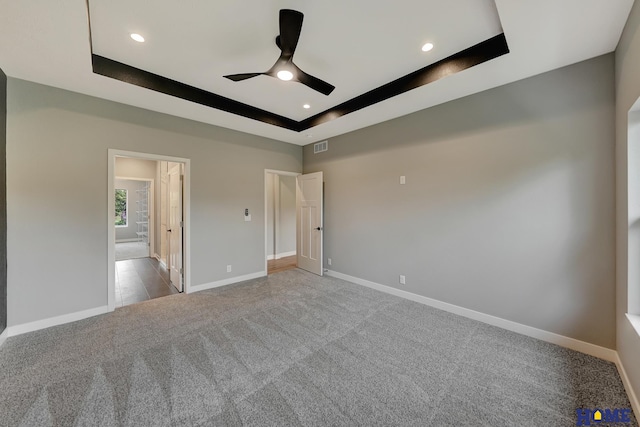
top-left (92, 55), bottom-right (298, 130)
top-left (298, 33), bottom-right (509, 131)
top-left (91, 33), bottom-right (509, 133)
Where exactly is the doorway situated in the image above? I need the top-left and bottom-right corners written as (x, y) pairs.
top-left (108, 150), bottom-right (190, 311)
top-left (265, 170), bottom-right (299, 274)
top-left (264, 170), bottom-right (325, 276)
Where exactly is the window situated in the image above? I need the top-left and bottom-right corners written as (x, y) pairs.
top-left (628, 106), bottom-right (640, 336)
top-left (115, 189), bottom-right (128, 227)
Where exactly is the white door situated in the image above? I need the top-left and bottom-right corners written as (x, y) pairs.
top-left (168, 163), bottom-right (183, 292)
top-left (297, 172), bottom-right (323, 276)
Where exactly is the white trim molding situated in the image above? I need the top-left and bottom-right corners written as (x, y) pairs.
top-left (154, 253), bottom-right (167, 269)
top-left (0, 328), bottom-right (7, 348)
top-left (326, 270), bottom-right (617, 362)
top-left (6, 306), bottom-right (109, 337)
top-left (627, 313), bottom-right (640, 338)
top-left (614, 353), bottom-right (640, 422)
top-left (190, 271), bottom-right (266, 294)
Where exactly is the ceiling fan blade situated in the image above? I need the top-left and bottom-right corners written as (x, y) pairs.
top-left (224, 10), bottom-right (336, 95)
top-left (279, 9), bottom-right (303, 56)
top-left (294, 66), bottom-right (335, 96)
top-left (223, 73), bottom-right (263, 82)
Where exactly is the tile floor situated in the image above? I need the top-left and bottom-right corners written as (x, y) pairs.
top-left (115, 257), bottom-right (180, 307)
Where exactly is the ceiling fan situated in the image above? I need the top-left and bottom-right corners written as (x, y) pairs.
top-left (223, 9), bottom-right (335, 96)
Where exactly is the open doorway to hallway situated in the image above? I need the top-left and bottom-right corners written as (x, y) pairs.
top-left (265, 170), bottom-right (299, 275)
top-left (109, 152), bottom-right (190, 310)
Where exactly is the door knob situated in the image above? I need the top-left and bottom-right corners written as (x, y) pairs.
top-left (316, 227), bottom-right (322, 231)
top-left (167, 229), bottom-right (172, 232)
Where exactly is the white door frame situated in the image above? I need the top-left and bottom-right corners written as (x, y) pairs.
top-left (114, 176), bottom-right (154, 257)
top-left (264, 169), bottom-right (301, 274)
top-left (108, 149), bottom-right (191, 312)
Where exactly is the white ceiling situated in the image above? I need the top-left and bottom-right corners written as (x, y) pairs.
top-left (0, 0), bottom-right (634, 146)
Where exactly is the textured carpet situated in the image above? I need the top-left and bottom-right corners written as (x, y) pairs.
top-left (0, 269), bottom-right (636, 426)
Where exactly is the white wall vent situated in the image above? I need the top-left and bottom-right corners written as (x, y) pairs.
top-left (314, 140), bottom-right (328, 154)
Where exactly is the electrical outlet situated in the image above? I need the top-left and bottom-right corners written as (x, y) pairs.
top-left (399, 274), bottom-right (406, 285)
top-left (227, 265), bottom-right (232, 273)
top-left (328, 258), bottom-right (332, 266)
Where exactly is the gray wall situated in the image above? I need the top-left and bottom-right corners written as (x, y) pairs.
top-left (615, 0), bottom-right (640, 403)
top-left (0, 68), bottom-right (6, 336)
top-left (304, 54), bottom-right (616, 348)
top-left (114, 179), bottom-right (148, 241)
top-left (6, 79), bottom-right (302, 326)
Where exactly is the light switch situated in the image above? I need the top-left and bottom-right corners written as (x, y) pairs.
top-left (400, 176), bottom-right (406, 185)
top-left (245, 214), bottom-right (251, 222)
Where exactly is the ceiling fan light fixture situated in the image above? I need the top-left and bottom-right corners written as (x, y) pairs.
top-left (277, 70), bottom-right (294, 81)
top-left (130, 33), bottom-right (145, 43)
top-left (223, 9), bottom-right (335, 95)
top-left (422, 42), bottom-right (434, 52)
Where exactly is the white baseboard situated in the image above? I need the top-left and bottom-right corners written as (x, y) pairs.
top-left (0, 328), bottom-right (7, 348)
top-left (190, 271), bottom-right (267, 293)
top-left (326, 270), bottom-right (617, 363)
top-left (7, 305), bottom-right (109, 337)
top-left (153, 253), bottom-right (167, 269)
top-left (115, 238), bottom-right (140, 243)
top-left (329, 269), bottom-right (639, 417)
top-left (266, 251), bottom-right (296, 261)
top-left (614, 353), bottom-right (640, 422)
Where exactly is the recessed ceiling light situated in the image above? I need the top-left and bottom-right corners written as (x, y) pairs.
top-left (422, 42), bottom-right (434, 52)
top-left (277, 70), bottom-right (293, 81)
top-left (130, 33), bottom-right (145, 43)
top-left (303, 104), bottom-right (311, 109)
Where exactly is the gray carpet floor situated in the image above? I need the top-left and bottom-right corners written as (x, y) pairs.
top-left (115, 242), bottom-right (149, 261)
top-left (0, 269), bottom-right (636, 426)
